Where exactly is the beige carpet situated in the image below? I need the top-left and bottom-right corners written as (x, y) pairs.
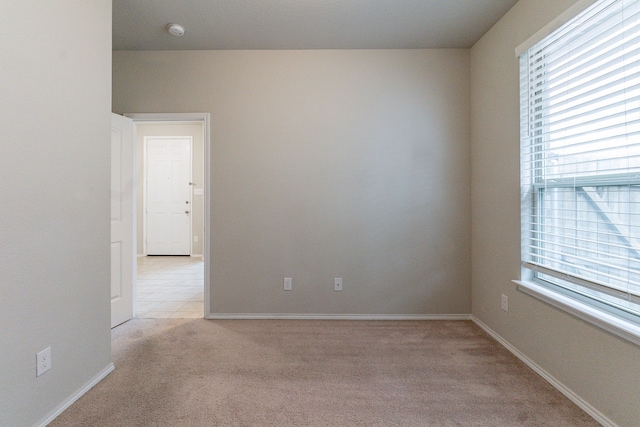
top-left (50, 319), bottom-right (598, 426)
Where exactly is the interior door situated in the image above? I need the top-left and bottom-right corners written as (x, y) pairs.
top-left (146, 137), bottom-right (192, 255)
top-left (111, 113), bottom-right (136, 328)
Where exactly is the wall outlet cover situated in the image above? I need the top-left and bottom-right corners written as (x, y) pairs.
top-left (501, 294), bottom-right (509, 312)
top-left (36, 346), bottom-right (51, 377)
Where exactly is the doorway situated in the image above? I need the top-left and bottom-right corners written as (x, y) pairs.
top-left (127, 113), bottom-right (210, 319)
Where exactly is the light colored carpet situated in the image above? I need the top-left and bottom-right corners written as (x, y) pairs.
top-left (50, 319), bottom-right (598, 426)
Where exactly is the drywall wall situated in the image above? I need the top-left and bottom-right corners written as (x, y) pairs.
top-left (470, 0), bottom-right (640, 425)
top-left (135, 122), bottom-right (205, 256)
top-left (113, 49), bottom-right (471, 316)
top-left (0, 2), bottom-right (112, 426)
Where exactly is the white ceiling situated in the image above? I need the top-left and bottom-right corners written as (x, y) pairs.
top-left (112, 0), bottom-right (519, 50)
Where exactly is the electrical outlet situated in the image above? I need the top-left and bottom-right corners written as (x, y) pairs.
top-left (194, 236), bottom-right (198, 243)
top-left (284, 277), bottom-right (292, 291)
top-left (334, 278), bottom-right (343, 291)
top-left (36, 347), bottom-right (51, 377)
top-left (501, 294), bottom-right (509, 312)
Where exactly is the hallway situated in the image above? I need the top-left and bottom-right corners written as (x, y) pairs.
top-left (136, 256), bottom-right (204, 318)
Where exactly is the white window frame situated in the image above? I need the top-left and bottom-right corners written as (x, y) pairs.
top-left (516, 0), bottom-right (640, 346)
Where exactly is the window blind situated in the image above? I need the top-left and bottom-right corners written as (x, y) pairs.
top-left (520, 0), bottom-right (640, 316)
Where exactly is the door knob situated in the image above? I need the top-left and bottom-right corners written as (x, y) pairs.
top-left (185, 210), bottom-right (190, 214)
top-left (185, 201), bottom-right (189, 204)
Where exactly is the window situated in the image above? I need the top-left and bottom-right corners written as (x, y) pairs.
top-left (519, 0), bottom-right (640, 340)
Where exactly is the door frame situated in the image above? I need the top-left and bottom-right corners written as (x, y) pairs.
top-left (143, 135), bottom-right (193, 256)
top-left (125, 113), bottom-right (211, 318)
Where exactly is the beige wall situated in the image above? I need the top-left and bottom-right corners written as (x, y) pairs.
top-left (470, 0), bottom-right (640, 425)
top-left (0, 2), bottom-right (112, 426)
top-left (113, 49), bottom-right (471, 316)
top-left (135, 123), bottom-right (205, 256)
top-left (5, 1), bottom-right (639, 425)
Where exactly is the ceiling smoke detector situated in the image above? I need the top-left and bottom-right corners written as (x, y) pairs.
top-left (166, 23), bottom-right (185, 37)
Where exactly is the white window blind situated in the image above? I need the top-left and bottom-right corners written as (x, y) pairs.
top-left (520, 0), bottom-right (640, 317)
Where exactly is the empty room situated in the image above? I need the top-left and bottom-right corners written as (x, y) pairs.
top-left (2, 0), bottom-right (640, 426)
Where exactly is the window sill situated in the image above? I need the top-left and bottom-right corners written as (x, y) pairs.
top-left (513, 280), bottom-right (640, 348)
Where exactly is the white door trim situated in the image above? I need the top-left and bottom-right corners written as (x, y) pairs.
top-left (125, 113), bottom-right (211, 318)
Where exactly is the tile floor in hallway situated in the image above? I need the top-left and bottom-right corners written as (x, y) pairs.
top-left (136, 256), bottom-right (204, 319)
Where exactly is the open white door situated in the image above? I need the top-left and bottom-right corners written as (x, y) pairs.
top-left (111, 113), bottom-right (136, 328)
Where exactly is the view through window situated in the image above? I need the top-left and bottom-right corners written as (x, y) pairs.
top-left (520, 0), bottom-right (640, 319)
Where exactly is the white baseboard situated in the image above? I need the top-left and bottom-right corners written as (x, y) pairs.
top-left (471, 316), bottom-right (617, 427)
top-left (206, 313), bottom-right (472, 320)
top-left (34, 363), bottom-right (115, 427)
